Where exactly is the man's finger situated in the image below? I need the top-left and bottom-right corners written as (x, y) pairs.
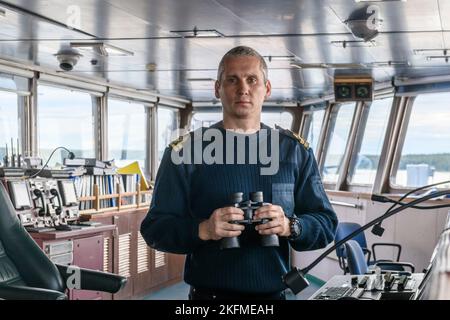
top-left (223, 222), bottom-right (245, 231)
top-left (220, 207), bottom-right (244, 215)
top-left (255, 220), bottom-right (280, 230)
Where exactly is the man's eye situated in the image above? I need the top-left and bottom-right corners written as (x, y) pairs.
top-left (248, 77), bottom-right (257, 84)
top-left (227, 78), bottom-right (237, 84)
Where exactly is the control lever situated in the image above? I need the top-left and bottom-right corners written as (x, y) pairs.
top-left (384, 272), bottom-right (395, 291)
top-left (358, 275), bottom-right (369, 289)
top-left (397, 275), bottom-right (409, 291)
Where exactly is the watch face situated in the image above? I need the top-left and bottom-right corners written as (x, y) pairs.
top-left (290, 218), bottom-right (300, 238)
top-left (292, 222), bottom-right (300, 235)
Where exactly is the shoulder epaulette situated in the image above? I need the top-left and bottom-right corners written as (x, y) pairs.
top-left (169, 133), bottom-right (190, 152)
top-left (275, 125), bottom-right (310, 150)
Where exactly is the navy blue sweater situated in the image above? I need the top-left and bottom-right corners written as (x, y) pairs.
top-left (141, 122), bottom-right (337, 294)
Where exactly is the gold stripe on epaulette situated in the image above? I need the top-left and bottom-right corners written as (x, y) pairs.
top-left (292, 131), bottom-right (310, 150)
top-left (169, 134), bottom-right (188, 152)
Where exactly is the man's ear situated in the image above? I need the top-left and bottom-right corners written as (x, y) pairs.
top-left (214, 80), bottom-right (220, 99)
top-left (265, 80), bottom-right (272, 99)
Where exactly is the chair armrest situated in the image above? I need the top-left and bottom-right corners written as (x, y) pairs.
top-left (374, 261), bottom-right (415, 273)
top-left (372, 243), bottom-right (402, 261)
top-left (56, 264), bottom-right (127, 294)
top-left (0, 284), bottom-right (67, 300)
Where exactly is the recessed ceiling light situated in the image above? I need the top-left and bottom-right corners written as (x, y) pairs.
top-left (70, 42), bottom-right (134, 56)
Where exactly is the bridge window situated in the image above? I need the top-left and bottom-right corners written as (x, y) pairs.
top-left (0, 74), bottom-right (28, 164)
top-left (108, 99), bottom-right (148, 171)
top-left (157, 106), bottom-right (179, 165)
top-left (392, 93), bottom-right (450, 188)
top-left (0, 91), bottom-right (21, 162)
top-left (303, 109), bottom-right (325, 156)
top-left (348, 97), bottom-right (393, 186)
top-left (321, 103), bottom-right (356, 184)
top-left (37, 84), bottom-right (95, 166)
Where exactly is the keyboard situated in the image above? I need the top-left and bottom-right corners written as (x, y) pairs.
top-left (313, 286), bottom-right (364, 300)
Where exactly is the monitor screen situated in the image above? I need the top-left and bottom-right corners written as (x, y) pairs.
top-left (9, 181), bottom-right (32, 210)
top-left (59, 180), bottom-right (78, 205)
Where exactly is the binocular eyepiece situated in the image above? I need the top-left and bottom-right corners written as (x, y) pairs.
top-left (220, 191), bottom-right (280, 250)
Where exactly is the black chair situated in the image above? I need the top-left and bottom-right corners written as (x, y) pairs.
top-left (0, 183), bottom-right (126, 300)
top-left (335, 222), bottom-right (404, 274)
top-left (344, 240), bottom-right (415, 275)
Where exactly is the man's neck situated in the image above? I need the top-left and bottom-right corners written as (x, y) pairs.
top-left (222, 118), bottom-right (261, 134)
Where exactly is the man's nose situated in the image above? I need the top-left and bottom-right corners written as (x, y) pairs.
top-left (237, 80), bottom-right (249, 95)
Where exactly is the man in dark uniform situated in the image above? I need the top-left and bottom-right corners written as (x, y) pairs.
top-left (140, 46), bottom-right (337, 300)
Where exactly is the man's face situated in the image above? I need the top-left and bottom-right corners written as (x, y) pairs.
top-left (215, 56), bottom-right (271, 123)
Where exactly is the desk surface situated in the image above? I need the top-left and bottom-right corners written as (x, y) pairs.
top-left (309, 273), bottom-right (425, 300)
top-left (28, 224), bottom-right (116, 240)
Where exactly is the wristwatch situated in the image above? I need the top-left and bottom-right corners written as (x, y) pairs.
top-left (287, 217), bottom-right (301, 240)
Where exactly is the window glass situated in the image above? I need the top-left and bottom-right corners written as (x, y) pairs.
top-left (0, 91), bottom-right (21, 163)
top-left (322, 103), bottom-right (356, 183)
top-left (349, 98), bottom-right (393, 185)
top-left (38, 85), bottom-right (95, 166)
top-left (108, 99), bottom-right (147, 170)
top-left (261, 110), bottom-right (293, 129)
top-left (393, 93), bottom-right (450, 188)
top-left (158, 106), bottom-right (179, 164)
top-left (305, 110), bottom-right (325, 155)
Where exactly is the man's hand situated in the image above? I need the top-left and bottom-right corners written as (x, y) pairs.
top-left (198, 207), bottom-right (245, 241)
top-left (254, 204), bottom-right (290, 237)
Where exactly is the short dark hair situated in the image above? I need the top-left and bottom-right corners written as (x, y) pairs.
top-left (217, 46), bottom-right (268, 82)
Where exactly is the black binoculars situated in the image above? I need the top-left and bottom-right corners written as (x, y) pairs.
top-left (220, 191), bottom-right (280, 249)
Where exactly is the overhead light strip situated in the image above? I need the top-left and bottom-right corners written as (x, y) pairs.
top-left (263, 55), bottom-right (300, 62)
top-left (414, 48), bottom-right (450, 56)
top-left (331, 40), bottom-right (377, 48)
top-left (187, 78), bottom-right (215, 82)
top-left (70, 42), bottom-right (134, 56)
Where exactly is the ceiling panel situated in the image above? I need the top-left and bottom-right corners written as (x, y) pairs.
top-left (0, 0), bottom-right (449, 103)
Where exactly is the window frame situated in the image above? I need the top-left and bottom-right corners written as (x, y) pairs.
top-left (388, 93), bottom-right (450, 192)
top-left (106, 95), bottom-right (154, 177)
top-left (156, 105), bottom-right (180, 169)
top-left (319, 102), bottom-right (358, 190)
top-left (0, 72), bottom-right (31, 159)
top-left (300, 104), bottom-right (327, 159)
top-left (36, 82), bottom-right (100, 164)
top-left (345, 96), bottom-right (395, 192)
